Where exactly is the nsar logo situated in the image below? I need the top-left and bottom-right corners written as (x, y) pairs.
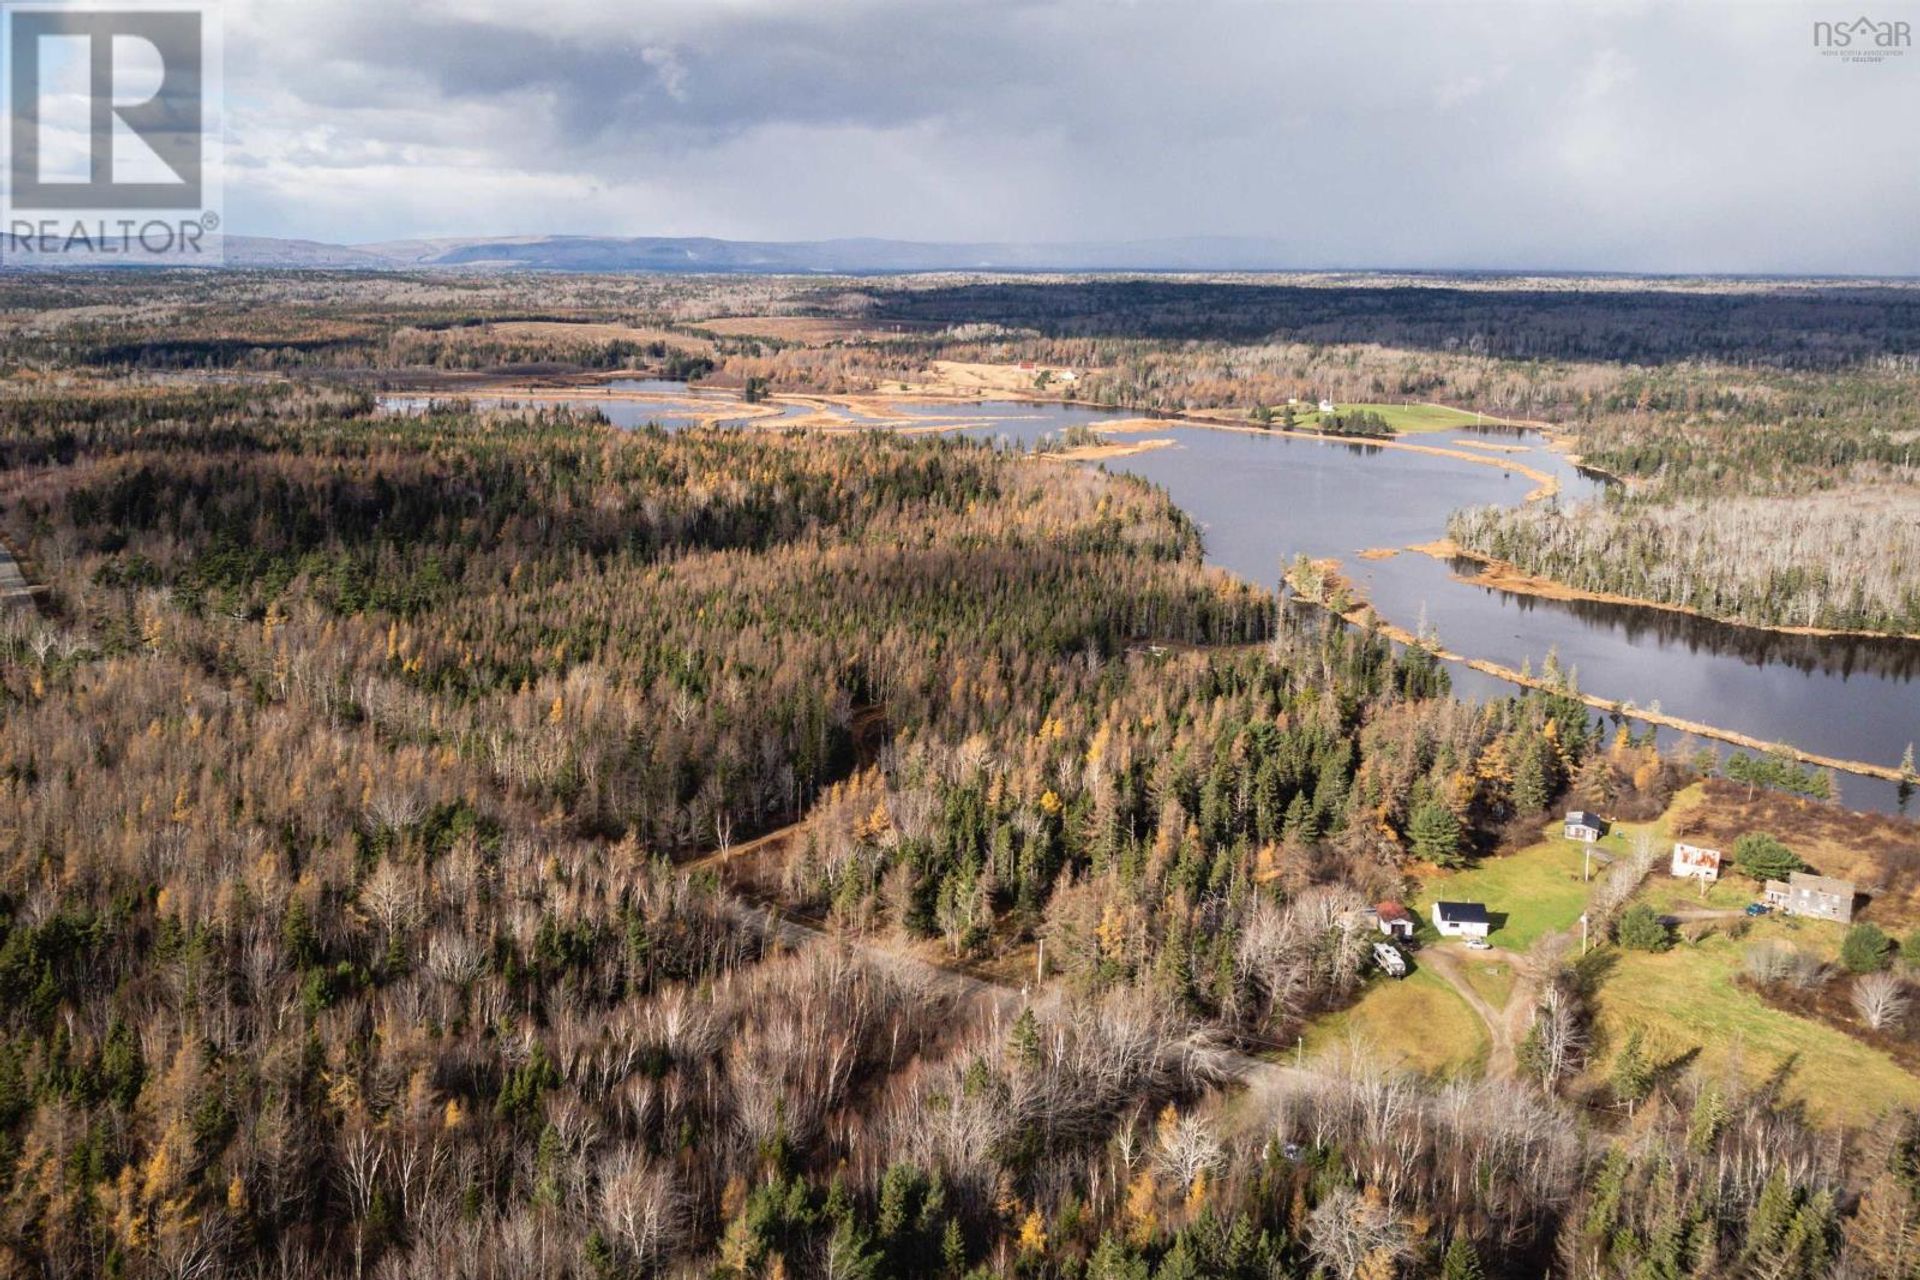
top-left (1813, 14), bottom-right (1911, 62)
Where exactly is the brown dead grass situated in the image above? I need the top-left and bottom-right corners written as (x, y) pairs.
top-left (464, 320), bottom-right (712, 352)
top-left (1048, 437), bottom-right (1175, 462)
top-left (1758, 977), bottom-right (1920, 1075)
top-left (1673, 779), bottom-right (1920, 928)
top-left (918, 360), bottom-right (1067, 396)
top-left (1090, 418), bottom-right (1173, 435)
top-left (697, 316), bottom-right (919, 343)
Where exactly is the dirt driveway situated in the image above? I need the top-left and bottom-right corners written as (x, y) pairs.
top-left (1419, 942), bottom-right (1536, 1078)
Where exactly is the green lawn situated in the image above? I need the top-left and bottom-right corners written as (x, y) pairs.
top-left (1414, 834), bottom-right (1592, 951)
top-left (1344, 402), bottom-right (1516, 434)
top-left (1260, 402), bottom-right (1520, 435)
top-left (1459, 954), bottom-right (1519, 1011)
top-left (1590, 923), bottom-right (1920, 1127)
top-left (1636, 869), bottom-right (1765, 917)
top-left (1412, 791), bottom-right (1712, 952)
top-left (1303, 966), bottom-right (1488, 1077)
top-left (1619, 783), bottom-right (1795, 919)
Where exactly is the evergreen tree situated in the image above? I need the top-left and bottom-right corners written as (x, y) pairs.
top-left (1512, 740), bottom-right (1550, 814)
top-left (1617, 905), bottom-right (1670, 952)
top-left (1743, 1167), bottom-right (1797, 1265)
top-left (823, 1217), bottom-right (880, 1280)
top-left (1687, 1085), bottom-right (1729, 1156)
top-left (1009, 1007), bottom-right (1043, 1069)
top-left (1408, 799), bottom-right (1465, 867)
top-left (1154, 1237), bottom-right (1202, 1280)
top-left (1733, 834), bottom-right (1803, 883)
top-left (1611, 1029), bottom-right (1654, 1105)
top-left (1440, 1227), bottom-right (1486, 1280)
top-left (1843, 923), bottom-right (1893, 974)
top-left (941, 1218), bottom-right (967, 1277)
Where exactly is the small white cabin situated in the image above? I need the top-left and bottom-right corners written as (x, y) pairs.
top-left (1432, 901), bottom-right (1490, 939)
top-left (1564, 811), bottom-right (1606, 843)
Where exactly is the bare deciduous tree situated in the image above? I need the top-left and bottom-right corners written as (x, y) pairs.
top-left (1154, 1109), bottom-right (1223, 1190)
top-left (1853, 971), bottom-right (1910, 1032)
top-left (598, 1151), bottom-right (685, 1272)
top-left (1306, 1186), bottom-right (1411, 1280)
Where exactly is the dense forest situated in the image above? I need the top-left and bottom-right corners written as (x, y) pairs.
top-left (1445, 362), bottom-right (1920, 634)
top-left (0, 277), bottom-right (1915, 1278)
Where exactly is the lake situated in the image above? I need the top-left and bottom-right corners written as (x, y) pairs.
top-left (383, 387), bottom-right (1920, 814)
top-left (922, 402), bottom-right (1918, 815)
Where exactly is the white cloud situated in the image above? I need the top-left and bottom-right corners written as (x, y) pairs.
top-left (211, 0), bottom-right (1920, 272)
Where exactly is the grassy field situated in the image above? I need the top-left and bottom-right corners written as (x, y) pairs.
top-left (1412, 833), bottom-right (1593, 951)
top-left (1636, 868), bottom-right (1764, 917)
top-left (1408, 789), bottom-right (1708, 951)
top-left (1303, 966), bottom-right (1489, 1077)
top-left (1458, 953), bottom-right (1520, 1010)
top-left (1588, 920), bottom-right (1920, 1127)
top-left (1417, 787), bottom-right (1723, 949)
top-left (1586, 786), bottom-right (1920, 1128)
top-left (1387, 786), bottom-right (1920, 1124)
top-left (1671, 779), bottom-right (1920, 931)
top-left (1336, 402), bottom-right (1517, 434)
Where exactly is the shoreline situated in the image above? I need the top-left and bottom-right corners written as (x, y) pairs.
top-left (369, 370), bottom-right (1917, 795)
top-left (1412, 539), bottom-right (1920, 646)
top-left (1159, 408), bottom-right (1563, 502)
top-left (386, 367), bottom-right (1920, 647)
top-left (414, 370), bottom-right (1573, 503)
top-left (1287, 559), bottom-right (1913, 787)
top-left (1046, 434), bottom-right (1177, 462)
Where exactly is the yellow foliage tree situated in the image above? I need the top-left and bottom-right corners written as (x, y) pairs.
top-left (1356, 1245), bottom-right (1400, 1280)
top-left (1125, 1170), bottom-right (1159, 1246)
top-left (1186, 1168), bottom-right (1210, 1218)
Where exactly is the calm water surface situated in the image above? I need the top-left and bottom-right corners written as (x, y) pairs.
top-left (944, 407), bottom-right (1919, 815)
top-left (384, 387), bottom-right (1920, 814)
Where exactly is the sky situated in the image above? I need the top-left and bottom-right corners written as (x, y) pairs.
top-left (215, 0), bottom-right (1920, 274)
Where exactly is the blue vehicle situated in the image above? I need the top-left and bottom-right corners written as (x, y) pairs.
top-left (1746, 902), bottom-right (1770, 917)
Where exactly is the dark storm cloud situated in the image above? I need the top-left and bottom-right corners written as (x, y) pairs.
top-left (223, 0), bottom-right (1920, 273)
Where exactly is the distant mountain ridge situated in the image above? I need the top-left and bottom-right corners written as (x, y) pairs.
top-left (215, 233), bottom-right (1299, 273)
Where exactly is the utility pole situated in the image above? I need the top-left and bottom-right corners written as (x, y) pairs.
top-left (1035, 939), bottom-right (1045, 985)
